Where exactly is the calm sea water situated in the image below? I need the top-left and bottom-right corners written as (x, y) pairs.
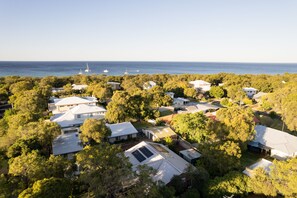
top-left (0, 61), bottom-right (296, 77)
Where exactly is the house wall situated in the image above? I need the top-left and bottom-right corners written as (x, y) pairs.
top-left (108, 133), bottom-right (137, 143)
top-left (271, 149), bottom-right (290, 160)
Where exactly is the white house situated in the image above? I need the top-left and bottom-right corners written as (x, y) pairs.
top-left (248, 125), bottom-right (297, 160)
top-left (243, 158), bottom-right (273, 177)
top-left (50, 104), bottom-right (106, 130)
top-left (107, 82), bottom-right (121, 90)
top-left (252, 92), bottom-right (268, 102)
top-left (243, 87), bottom-right (258, 98)
top-left (51, 87), bottom-right (64, 93)
top-left (125, 141), bottom-right (191, 184)
top-left (189, 80), bottom-right (211, 92)
top-left (173, 97), bottom-right (190, 107)
top-left (196, 103), bottom-right (220, 113)
top-left (142, 126), bottom-right (177, 142)
top-left (143, 81), bottom-right (157, 90)
top-left (52, 132), bottom-right (83, 160)
top-left (49, 96), bottom-right (98, 114)
top-left (107, 122), bottom-right (138, 143)
top-left (72, 84), bottom-right (88, 91)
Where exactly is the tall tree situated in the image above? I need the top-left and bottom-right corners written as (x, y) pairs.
top-left (198, 141), bottom-right (241, 177)
top-left (270, 158), bottom-right (297, 197)
top-left (18, 177), bottom-right (72, 198)
top-left (281, 93), bottom-right (297, 131)
top-left (216, 106), bottom-right (255, 147)
top-left (248, 168), bottom-right (277, 197)
top-left (206, 171), bottom-right (250, 198)
top-left (76, 143), bottom-right (133, 197)
top-left (209, 86), bottom-right (225, 99)
top-left (171, 112), bottom-right (209, 142)
top-left (80, 118), bottom-right (110, 144)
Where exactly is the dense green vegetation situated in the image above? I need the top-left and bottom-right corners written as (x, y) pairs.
top-left (0, 73), bottom-right (296, 197)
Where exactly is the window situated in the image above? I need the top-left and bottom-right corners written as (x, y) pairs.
top-left (77, 114), bottom-right (81, 118)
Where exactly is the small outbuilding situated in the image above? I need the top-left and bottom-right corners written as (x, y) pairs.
top-left (142, 126), bottom-right (177, 142)
top-left (179, 148), bottom-right (201, 164)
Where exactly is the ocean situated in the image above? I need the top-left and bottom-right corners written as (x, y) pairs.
top-left (0, 61), bottom-right (296, 77)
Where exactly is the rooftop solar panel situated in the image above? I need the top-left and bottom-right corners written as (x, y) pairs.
top-left (139, 146), bottom-right (154, 158)
top-left (132, 150), bottom-right (146, 162)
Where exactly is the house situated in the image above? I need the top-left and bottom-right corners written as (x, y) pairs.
top-left (179, 148), bottom-right (201, 164)
top-left (107, 82), bottom-right (121, 90)
top-left (124, 141), bottom-right (191, 184)
top-left (107, 122), bottom-right (138, 143)
top-left (72, 84), bottom-right (88, 91)
top-left (142, 126), bottom-right (177, 141)
top-left (49, 96), bottom-right (98, 114)
top-left (189, 80), bottom-right (211, 92)
top-left (52, 132), bottom-right (83, 160)
top-left (50, 104), bottom-right (106, 130)
top-left (243, 87), bottom-right (258, 98)
top-left (51, 87), bottom-right (64, 93)
top-left (178, 103), bottom-right (219, 114)
top-left (165, 92), bottom-right (175, 99)
top-left (248, 125), bottom-right (297, 160)
top-left (143, 81), bottom-right (157, 90)
top-left (252, 92), bottom-right (268, 102)
top-left (196, 103), bottom-right (220, 113)
top-left (243, 158), bottom-right (273, 177)
top-left (173, 97), bottom-right (190, 107)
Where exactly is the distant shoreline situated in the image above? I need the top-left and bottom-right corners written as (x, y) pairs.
top-left (0, 61), bottom-right (296, 77)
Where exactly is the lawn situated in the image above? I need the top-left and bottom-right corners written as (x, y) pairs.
top-left (239, 151), bottom-right (265, 169)
top-left (159, 109), bottom-right (174, 117)
top-left (132, 121), bottom-right (154, 130)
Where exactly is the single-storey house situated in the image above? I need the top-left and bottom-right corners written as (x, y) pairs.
top-left (179, 148), bottom-right (201, 164)
top-left (142, 126), bottom-right (177, 142)
top-left (50, 104), bottom-right (106, 130)
top-left (196, 103), bottom-right (220, 113)
top-left (107, 122), bottom-right (138, 143)
top-left (72, 84), bottom-right (88, 91)
top-left (243, 87), bottom-right (258, 98)
top-left (252, 92), bottom-right (268, 102)
top-left (143, 81), bottom-right (157, 90)
top-left (189, 80), bottom-right (211, 92)
top-left (125, 141), bottom-right (191, 184)
top-left (107, 82), bottom-right (121, 90)
top-left (248, 125), bottom-right (297, 160)
top-left (243, 158), bottom-right (273, 177)
top-left (173, 97), bottom-right (190, 107)
top-left (51, 87), bottom-right (64, 93)
top-left (52, 132), bottom-right (83, 160)
top-left (49, 96), bottom-right (98, 114)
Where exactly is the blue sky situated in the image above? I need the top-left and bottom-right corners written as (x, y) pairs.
top-left (0, 0), bottom-right (296, 62)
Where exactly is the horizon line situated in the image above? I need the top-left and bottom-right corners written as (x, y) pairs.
top-left (0, 60), bottom-right (297, 64)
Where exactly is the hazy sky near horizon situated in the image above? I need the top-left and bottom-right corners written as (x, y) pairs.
top-left (0, 0), bottom-right (297, 62)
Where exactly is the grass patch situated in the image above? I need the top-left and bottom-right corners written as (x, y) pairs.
top-left (239, 151), bottom-right (264, 169)
top-left (132, 121), bottom-right (154, 130)
top-left (160, 110), bottom-right (174, 117)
